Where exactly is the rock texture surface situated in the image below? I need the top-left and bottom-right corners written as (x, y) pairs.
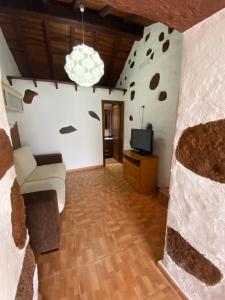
top-left (166, 227), bottom-right (222, 286)
top-left (103, 0), bottom-right (225, 32)
top-left (0, 128), bottom-right (13, 180)
top-left (11, 179), bottom-right (27, 249)
top-left (161, 8), bottom-right (225, 300)
top-left (176, 119), bottom-right (225, 183)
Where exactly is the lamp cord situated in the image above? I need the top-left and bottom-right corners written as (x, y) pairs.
top-left (81, 8), bottom-right (85, 44)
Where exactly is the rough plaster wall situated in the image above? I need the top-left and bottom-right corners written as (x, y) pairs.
top-left (7, 80), bottom-right (124, 170)
top-left (161, 9), bottom-right (225, 300)
top-left (117, 23), bottom-right (182, 187)
top-left (0, 72), bottom-right (28, 300)
top-left (0, 28), bottom-right (20, 82)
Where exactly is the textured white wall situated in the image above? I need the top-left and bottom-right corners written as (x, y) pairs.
top-left (116, 23), bottom-right (182, 187)
top-left (0, 28), bottom-right (20, 81)
top-left (161, 8), bottom-right (225, 300)
top-left (0, 73), bottom-right (28, 300)
top-left (7, 80), bottom-right (124, 170)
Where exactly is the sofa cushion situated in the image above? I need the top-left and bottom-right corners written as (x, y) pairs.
top-left (26, 163), bottom-right (66, 183)
top-left (14, 146), bottom-right (37, 186)
top-left (21, 178), bottom-right (65, 213)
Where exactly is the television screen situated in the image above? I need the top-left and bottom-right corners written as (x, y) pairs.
top-left (131, 128), bottom-right (153, 154)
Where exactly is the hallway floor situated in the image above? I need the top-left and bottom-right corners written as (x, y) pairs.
top-left (38, 164), bottom-right (181, 300)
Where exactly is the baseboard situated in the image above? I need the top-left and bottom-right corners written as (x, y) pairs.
top-left (66, 165), bottom-right (104, 173)
top-left (158, 261), bottom-right (190, 300)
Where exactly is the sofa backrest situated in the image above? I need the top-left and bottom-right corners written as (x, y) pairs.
top-left (13, 146), bottom-right (37, 186)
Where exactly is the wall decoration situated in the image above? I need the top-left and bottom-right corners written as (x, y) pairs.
top-left (168, 27), bottom-right (174, 34)
top-left (162, 40), bottom-right (170, 52)
top-left (176, 119), bottom-right (225, 183)
top-left (125, 76), bottom-right (127, 81)
top-left (130, 61), bottom-right (135, 68)
top-left (59, 126), bottom-right (77, 134)
top-left (159, 32), bottom-right (165, 41)
top-left (129, 115), bottom-right (133, 121)
top-left (130, 90), bottom-right (135, 101)
top-left (146, 48), bottom-right (152, 56)
top-left (15, 244), bottom-right (36, 299)
top-left (128, 59), bottom-right (131, 64)
top-left (11, 179), bottom-right (27, 249)
top-left (149, 73), bottom-right (160, 90)
top-left (0, 128), bottom-right (13, 180)
top-left (120, 80), bottom-right (122, 86)
top-left (158, 91), bottom-right (167, 101)
top-left (134, 50), bottom-right (137, 56)
top-left (23, 89), bottom-right (38, 104)
top-left (130, 82), bottom-right (135, 87)
top-left (88, 111), bottom-right (100, 121)
top-left (145, 32), bottom-right (150, 42)
top-left (150, 52), bottom-right (154, 60)
top-left (166, 227), bottom-right (222, 286)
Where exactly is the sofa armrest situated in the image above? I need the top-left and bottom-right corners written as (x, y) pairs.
top-left (23, 190), bottom-right (60, 254)
top-left (34, 153), bottom-right (63, 166)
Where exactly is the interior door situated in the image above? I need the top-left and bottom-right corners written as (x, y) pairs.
top-left (112, 104), bottom-right (121, 162)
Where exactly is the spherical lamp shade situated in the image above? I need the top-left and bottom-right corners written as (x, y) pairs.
top-left (64, 44), bottom-right (104, 87)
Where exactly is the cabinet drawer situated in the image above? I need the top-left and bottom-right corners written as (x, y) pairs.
top-left (123, 159), bottom-right (140, 191)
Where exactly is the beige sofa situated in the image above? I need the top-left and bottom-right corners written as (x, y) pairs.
top-left (13, 146), bottom-right (66, 213)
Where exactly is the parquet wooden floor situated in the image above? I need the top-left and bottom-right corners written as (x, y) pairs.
top-left (38, 164), bottom-right (181, 300)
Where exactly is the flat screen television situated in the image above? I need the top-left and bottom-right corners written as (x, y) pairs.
top-left (131, 128), bottom-right (153, 155)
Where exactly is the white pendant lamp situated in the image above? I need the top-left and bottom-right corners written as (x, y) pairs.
top-left (64, 4), bottom-right (104, 87)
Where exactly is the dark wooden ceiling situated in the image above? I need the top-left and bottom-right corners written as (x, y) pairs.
top-left (0, 0), bottom-right (154, 87)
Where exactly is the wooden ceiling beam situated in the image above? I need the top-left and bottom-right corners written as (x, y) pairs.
top-left (124, 14), bottom-right (137, 23)
top-left (99, 5), bottom-right (114, 18)
top-left (43, 20), bottom-right (55, 80)
top-left (0, 1), bottom-right (143, 40)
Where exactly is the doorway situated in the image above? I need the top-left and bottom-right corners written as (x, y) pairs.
top-left (102, 100), bottom-right (124, 166)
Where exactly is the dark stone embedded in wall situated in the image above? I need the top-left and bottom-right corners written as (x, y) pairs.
top-left (88, 111), bottom-right (100, 121)
top-left (159, 91), bottom-right (167, 101)
top-left (11, 179), bottom-right (27, 249)
top-left (125, 76), bottom-right (127, 81)
top-left (149, 73), bottom-right (160, 90)
top-left (162, 40), bottom-right (170, 52)
top-left (59, 126), bottom-right (77, 134)
top-left (130, 90), bottom-right (135, 101)
top-left (150, 52), bottom-right (154, 60)
top-left (134, 50), bottom-right (137, 56)
top-left (23, 89), bottom-right (38, 104)
top-left (168, 27), bottom-right (174, 34)
top-left (0, 129), bottom-right (13, 180)
top-left (130, 61), bottom-right (135, 68)
top-left (15, 244), bottom-right (36, 300)
top-left (166, 227), bottom-right (222, 286)
top-left (128, 59), bottom-right (131, 64)
top-left (129, 115), bottom-right (133, 121)
top-left (146, 48), bottom-right (152, 56)
top-left (176, 119), bottom-right (225, 183)
top-left (145, 32), bottom-right (150, 42)
top-left (130, 82), bottom-right (135, 88)
top-left (159, 32), bottom-right (164, 41)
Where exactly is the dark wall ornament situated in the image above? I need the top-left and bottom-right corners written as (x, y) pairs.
top-left (88, 111), bottom-right (100, 121)
top-left (0, 128), bottom-right (13, 180)
top-left (134, 50), bottom-right (137, 56)
top-left (23, 89), bottom-right (38, 104)
top-left (150, 52), bottom-right (154, 60)
top-left (129, 115), bottom-right (133, 121)
top-left (11, 179), bottom-right (27, 249)
top-left (159, 91), bottom-right (167, 101)
top-left (166, 227), bottom-right (222, 286)
top-left (159, 32), bottom-right (165, 41)
top-left (176, 119), bottom-right (225, 183)
top-left (130, 82), bottom-right (135, 88)
top-left (162, 40), bottom-right (170, 52)
top-left (59, 126), bottom-right (77, 134)
top-left (145, 32), bottom-right (150, 42)
top-left (146, 48), bottom-right (152, 56)
top-left (130, 90), bottom-right (135, 101)
top-left (168, 27), bottom-right (174, 34)
top-left (128, 59), bottom-right (131, 64)
top-left (130, 61), bottom-right (135, 68)
top-left (120, 80), bottom-right (122, 86)
top-left (149, 73), bottom-right (160, 90)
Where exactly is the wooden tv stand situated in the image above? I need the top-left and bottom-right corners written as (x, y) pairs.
top-left (123, 150), bottom-right (158, 193)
